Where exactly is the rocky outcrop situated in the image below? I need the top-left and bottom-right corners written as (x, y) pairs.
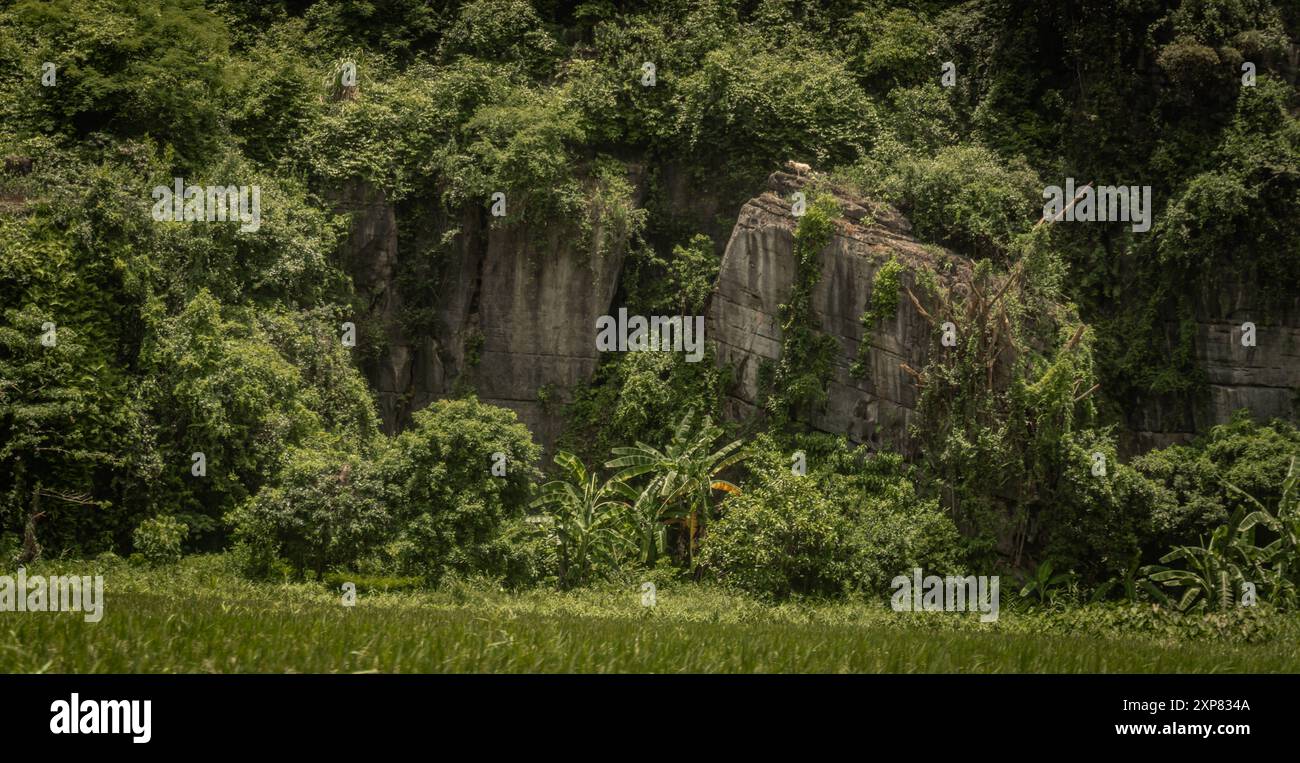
top-left (335, 170), bottom-right (642, 449)
top-left (340, 163), bottom-right (1295, 456)
top-left (707, 168), bottom-right (968, 453)
top-left (331, 181), bottom-right (442, 431)
top-left (1124, 282), bottom-right (1300, 453)
top-left (455, 219), bottom-right (631, 448)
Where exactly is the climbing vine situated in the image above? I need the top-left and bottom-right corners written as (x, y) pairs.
top-left (759, 193), bottom-right (841, 427)
top-left (850, 256), bottom-right (904, 379)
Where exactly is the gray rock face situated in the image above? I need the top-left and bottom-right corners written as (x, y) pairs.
top-left (456, 222), bottom-right (629, 448)
top-left (707, 170), bottom-right (1298, 455)
top-left (330, 181), bottom-right (439, 431)
top-left (1123, 282), bottom-right (1300, 453)
top-left (335, 176), bottom-right (635, 450)
top-left (340, 166), bottom-right (1295, 456)
top-left (706, 171), bottom-right (966, 454)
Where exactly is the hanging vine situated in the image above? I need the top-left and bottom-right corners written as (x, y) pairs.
top-left (759, 192), bottom-right (841, 428)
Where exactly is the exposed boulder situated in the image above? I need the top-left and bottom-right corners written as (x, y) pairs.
top-left (706, 170), bottom-right (968, 453)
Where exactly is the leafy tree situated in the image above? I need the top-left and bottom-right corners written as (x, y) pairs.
top-left (561, 349), bottom-right (726, 466)
top-left (702, 471), bottom-right (856, 599)
top-left (436, 0), bottom-right (558, 75)
top-left (5, 0), bottom-right (231, 166)
top-left (0, 305), bottom-right (135, 554)
top-left (667, 234), bottom-right (719, 315)
top-left (131, 515), bottom-right (188, 565)
top-left (141, 291), bottom-right (370, 542)
top-left (1133, 413), bottom-right (1300, 553)
top-left (841, 143), bottom-right (1042, 263)
top-left (839, 3), bottom-right (939, 91)
top-left (230, 442), bottom-right (388, 579)
top-left (723, 433), bottom-right (965, 597)
top-left (379, 396), bottom-right (541, 582)
top-left (674, 38), bottom-right (877, 180)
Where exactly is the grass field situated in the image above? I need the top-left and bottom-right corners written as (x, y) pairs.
top-left (5, 556), bottom-right (1300, 673)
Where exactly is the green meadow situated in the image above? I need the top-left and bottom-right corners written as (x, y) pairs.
top-left (5, 556), bottom-right (1299, 674)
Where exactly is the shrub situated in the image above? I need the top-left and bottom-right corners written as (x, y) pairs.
top-left (4, 0), bottom-right (230, 166)
top-left (1038, 430), bottom-right (1162, 583)
top-left (702, 473), bottom-right (857, 599)
top-left (561, 349), bottom-right (726, 467)
top-left (844, 143), bottom-right (1042, 262)
top-left (321, 571), bottom-right (423, 594)
top-left (1132, 413), bottom-right (1300, 553)
top-left (229, 444), bottom-right (389, 579)
top-left (131, 516), bottom-right (188, 566)
top-left (436, 0), bottom-right (558, 73)
top-left (379, 397), bottom-right (541, 583)
top-left (229, 537), bottom-right (291, 583)
top-left (674, 40), bottom-right (876, 175)
top-left (467, 516), bottom-right (560, 589)
top-left (827, 452), bottom-right (966, 592)
top-left (704, 435), bottom-right (966, 599)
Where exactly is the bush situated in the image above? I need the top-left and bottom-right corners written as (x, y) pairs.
top-left (379, 397), bottom-right (541, 583)
top-left (561, 349), bottom-right (726, 467)
top-left (674, 39), bottom-right (876, 176)
top-left (842, 143), bottom-right (1042, 262)
top-left (1132, 413), bottom-right (1300, 553)
top-left (467, 517), bottom-right (559, 589)
top-left (229, 444), bottom-right (389, 579)
top-left (702, 473), bottom-right (857, 599)
top-left (703, 436), bottom-right (964, 599)
top-left (4, 0), bottom-right (230, 166)
top-left (1038, 430), bottom-right (1162, 583)
top-left (229, 538), bottom-right (291, 583)
top-left (321, 571), bottom-right (423, 594)
top-left (827, 452), bottom-right (966, 592)
top-left (436, 0), bottom-right (558, 73)
top-left (131, 516), bottom-right (188, 566)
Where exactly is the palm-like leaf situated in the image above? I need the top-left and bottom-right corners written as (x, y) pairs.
top-left (604, 411), bottom-right (746, 568)
top-left (533, 451), bottom-right (637, 587)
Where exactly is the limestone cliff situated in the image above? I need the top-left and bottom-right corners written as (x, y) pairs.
top-left (706, 168), bottom-right (968, 453)
top-left (340, 165), bottom-right (1296, 455)
top-left (335, 171), bottom-right (640, 449)
top-left (1124, 281), bottom-right (1300, 453)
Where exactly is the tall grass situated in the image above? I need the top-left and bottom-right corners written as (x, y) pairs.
top-left (4, 556), bottom-right (1299, 673)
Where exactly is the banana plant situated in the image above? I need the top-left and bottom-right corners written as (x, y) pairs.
top-left (532, 451), bottom-right (636, 588)
top-left (1222, 456), bottom-right (1299, 609)
top-left (605, 412), bottom-right (745, 569)
top-left (608, 475), bottom-right (671, 566)
top-left (1019, 560), bottom-right (1074, 606)
top-left (1144, 510), bottom-right (1256, 612)
top-left (1090, 554), bottom-right (1163, 604)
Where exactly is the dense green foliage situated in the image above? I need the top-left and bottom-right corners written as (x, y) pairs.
top-left (0, 1), bottom-right (1297, 647)
top-left (703, 435), bottom-right (963, 598)
top-left (228, 442), bottom-right (387, 578)
top-left (379, 397), bottom-right (541, 582)
top-left (131, 514), bottom-right (187, 565)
